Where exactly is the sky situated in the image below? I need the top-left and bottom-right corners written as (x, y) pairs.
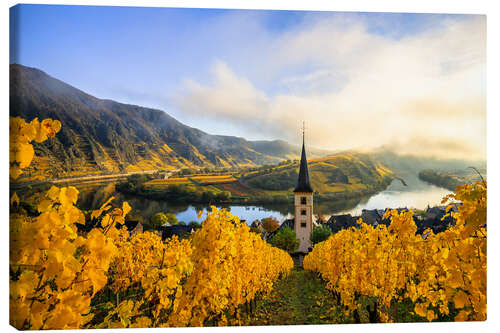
top-left (10, 4), bottom-right (486, 161)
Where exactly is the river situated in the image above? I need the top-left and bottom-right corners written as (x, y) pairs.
top-left (335, 174), bottom-right (451, 216)
top-left (74, 173), bottom-right (451, 225)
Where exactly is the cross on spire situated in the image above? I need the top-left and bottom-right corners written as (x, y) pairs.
top-left (302, 121), bottom-right (305, 144)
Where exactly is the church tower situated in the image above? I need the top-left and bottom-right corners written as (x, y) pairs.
top-left (294, 123), bottom-right (314, 253)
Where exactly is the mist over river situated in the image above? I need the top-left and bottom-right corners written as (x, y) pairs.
top-left (74, 174), bottom-right (451, 225)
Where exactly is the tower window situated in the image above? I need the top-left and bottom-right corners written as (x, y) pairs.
top-left (301, 197), bottom-right (307, 204)
top-left (301, 209), bottom-right (307, 216)
top-left (300, 222), bottom-right (307, 228)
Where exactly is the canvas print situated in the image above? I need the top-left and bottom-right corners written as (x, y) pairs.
top-left (9, 4), bottom-right (486, 329)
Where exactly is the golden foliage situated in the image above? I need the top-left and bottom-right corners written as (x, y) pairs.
top-left (304, 181), bottom-right (486, 322)
top-left (10, 185), bottom-right (130, 329)
top-left (100, 233), bottom-right (193, 328)
top-left (10, 116), bottom-right (293, 329)
top-left (10, 117), bottom-right (61, 179)
top-left (101, 207), bottom-right (293, 328)
top-left (166, 207), bottom-right (293, 326)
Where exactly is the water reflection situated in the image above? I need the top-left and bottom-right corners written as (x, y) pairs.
top-left (75, 174), bottom-right (451, 225)
top-left (338, 175), bottom-right (451, 216)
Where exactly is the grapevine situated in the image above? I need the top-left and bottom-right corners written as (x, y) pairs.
top-left (304, 181), bottom-right (486, 322)
top-left (10, 115), bottom-right (293, 329)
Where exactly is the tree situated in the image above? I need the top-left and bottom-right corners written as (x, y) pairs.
top-left (310, 225), bottom-right (332, 245)
top-left (201, 191), bottom-right (215, 203)
top-left (215, 191), bottom-right (231, 202)
top-left (189, 221), bottom-right (201, 229)
top-left (261, 217), bottom-right (279, 233)
top-left (150, 212), bottom-right (178, 228)
top-left (150, 213), bottom-right (168, 228)
top-left (165, 213), bottom-right (178, 225)
top-left (270, 227), bottom-right (299, 252)
top-left (124, 174), bottom-right (151, 191)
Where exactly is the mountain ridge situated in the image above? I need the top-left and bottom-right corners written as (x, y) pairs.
top-left (10, 64), bottom-right (331, 180)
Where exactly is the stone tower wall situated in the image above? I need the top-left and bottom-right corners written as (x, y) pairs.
top-left (294, 192), bottom-right (314, 252)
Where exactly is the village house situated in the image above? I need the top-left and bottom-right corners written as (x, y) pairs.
top-left (158, 224), bottom-right (196, 241)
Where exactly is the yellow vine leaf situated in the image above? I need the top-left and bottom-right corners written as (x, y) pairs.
top-left (303, 181), bottom-right (486, 323)
top-left (454, 290), bottom-right (469, 309)
top-left (10, 116), bottom-right (61, 179)
top-left (122, 201), bottom-right (132, 216)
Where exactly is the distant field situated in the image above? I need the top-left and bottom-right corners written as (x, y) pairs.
top-left (145, 178), bottom-right (191, 187)
top-left (143, 174), bottom-right (251, 198)
top-left (145, 174), bottom-right (236, 187)
top-left (191, 175), bottom-right (236, 184)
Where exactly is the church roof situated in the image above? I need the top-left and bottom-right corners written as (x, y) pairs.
top-left (294, 135), bottom-right (313, 193)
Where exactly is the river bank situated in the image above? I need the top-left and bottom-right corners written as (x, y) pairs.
top-left (114, 176), bottom-right (392, 206)
top-left (12, 173), bottom-right (452, 228)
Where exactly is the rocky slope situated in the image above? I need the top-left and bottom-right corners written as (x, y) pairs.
top-left (10, 64), bottom-right (329, 180)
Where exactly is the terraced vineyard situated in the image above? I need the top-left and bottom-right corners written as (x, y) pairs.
top-left (145, 177), bottom-right (192, 187)
top-left (124, 151), bottom-right (394, 204)
top-left (191, 175), bottom-right (237, 185)
top-left (140, 174), bottom-right (254, 200)
top-left (241, 152), bottom-right (393, 197)
top-left (145, 174), bottom-right (236, 186)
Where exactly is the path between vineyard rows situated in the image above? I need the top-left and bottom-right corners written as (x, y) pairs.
top-left (241, 268), bottom-right (355, 326)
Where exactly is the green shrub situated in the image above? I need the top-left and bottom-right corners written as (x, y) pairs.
top-left (310, 225), bottom-right (332, 245)
top-left (150, 212), bottom-right (178, 228)
top-left (270, 227), bottom-right (299, 252)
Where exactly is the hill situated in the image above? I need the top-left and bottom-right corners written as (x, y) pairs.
top-left (366, 149), bottom-right (486, 189)
top-left (368, 149), bottom-right (486, 178)
top-left (10, 64), bottom-right (330, 181)
top-left (240, 152), bottom-right (393, 200)
top-left (418, 168), bottom-right (486, 191)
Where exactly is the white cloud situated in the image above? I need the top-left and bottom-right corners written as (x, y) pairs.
top-left (175, 62), bottom-right (270, 120)
top-left (171, 14), bottom-right (486, 161)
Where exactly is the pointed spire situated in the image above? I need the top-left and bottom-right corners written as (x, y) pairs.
top-left (294, 122), bottom-right (313, 193)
